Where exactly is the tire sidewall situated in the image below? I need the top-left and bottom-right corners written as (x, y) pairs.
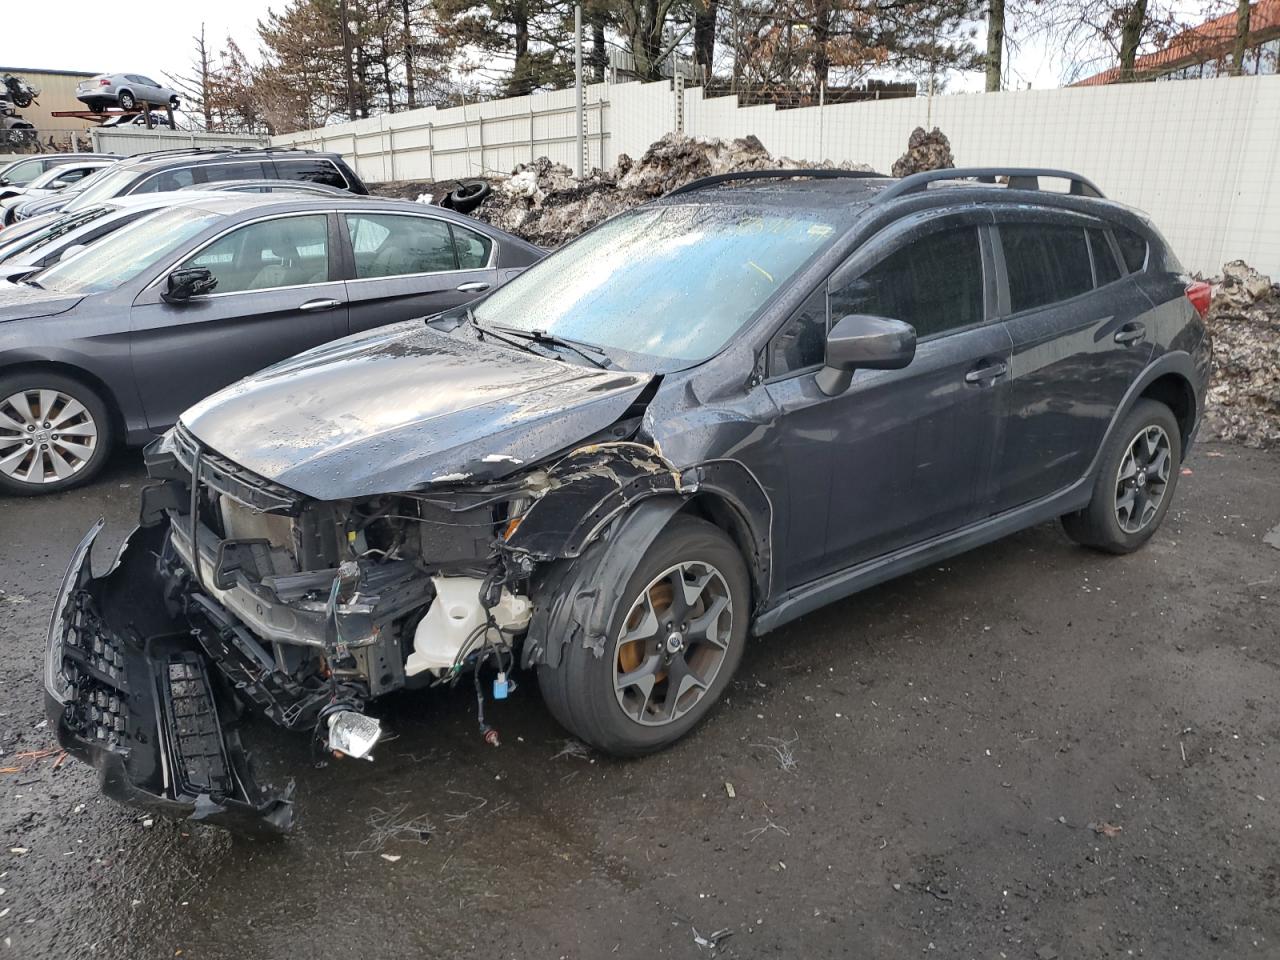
top-left (1091, 400), bottom-right (1182, 551)
top-left (562, 516), bottom-right (750, 755)
top-left (0, 371), bottom-right (113, 496)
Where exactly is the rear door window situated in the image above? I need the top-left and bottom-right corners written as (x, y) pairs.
top-left (1114, 227), bottom-right (1148, 273)
top-left (274, 158), bottom-right (350, 190)
top-left (1087, 228), bottom-right (1121, 286)
top-left (345, 213), bottom-right (457, 277)
top-left (830, 225), bottom-right (984, 339)
top-left (1000, 223), bottom-right (1093, 313)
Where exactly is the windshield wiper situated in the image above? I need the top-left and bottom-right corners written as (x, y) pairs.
top-left (491, 325), bottom-right (611, 370)
top-left (20, 277), bottom-right (44, 290)
top-left (467, 310), bottom-right (542, 356)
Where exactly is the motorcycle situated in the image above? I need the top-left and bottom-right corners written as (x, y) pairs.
top-left (2, 74), bottom-right (40, 108)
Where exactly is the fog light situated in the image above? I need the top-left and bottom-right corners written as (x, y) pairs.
top-left (327, 710), bottom-right (382, 760)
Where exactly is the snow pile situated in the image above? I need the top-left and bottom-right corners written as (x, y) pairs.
top-left (1203, 260), bottom-right (1280, 448)
top-left (890, 127), bottom-right (955, 178)
top-left (447, 133), bottom-right (872, 247)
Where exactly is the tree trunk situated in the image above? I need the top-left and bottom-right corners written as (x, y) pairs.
top-left (511, 1), bottom-right (531, 94)
top-left (402, 0), bottom-right (416, 108)
top-left (985, 0), bottom-right (1005, 91)
top-left (693, 0), bottom-right (718, 82)
top-left (339, 0), bottom-right (357, 119)
top-left (593, 21), bottom-right (607, 83)
top-left (1118, 0), bottom-right (1148, 80)
top-left (1231, 0), bottom-right (1252, 76)
top-left (811, 0), bottom-right (832, 89)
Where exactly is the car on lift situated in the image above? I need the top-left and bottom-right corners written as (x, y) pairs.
top-left (0, 193), bottom-right (542, 494)
top-left (44, 167), bottom-right (1212, 833)
top-left (76, 73), bottom-right (181, 112)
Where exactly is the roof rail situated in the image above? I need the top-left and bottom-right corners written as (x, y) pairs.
top-left (875, 167), bottom-right (1105, 203)
top-left (666, 168), bottom-right (887, 197)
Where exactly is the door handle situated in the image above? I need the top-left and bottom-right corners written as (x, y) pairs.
top-left (964, 361), bottom-right (1008, 384)
top-left (298, 298), bottom-right (341, 312)
top-left (1114, 322), bottom-right (1146, 345)
top-left (456, 281), bottom-right (490, 293)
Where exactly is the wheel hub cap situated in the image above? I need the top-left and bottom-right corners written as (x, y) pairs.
top-left (0, 388), bottom-right (98, 485)
top-left (1114, 425), bottom-right (1171, 534)
top-left (613, 560), bottom-right (733, 727)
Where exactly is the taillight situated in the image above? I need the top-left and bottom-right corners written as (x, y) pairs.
top-left (1185, 281), bottom-right (1211, 318)
top-left (99, 78), bottom-right (110, 86)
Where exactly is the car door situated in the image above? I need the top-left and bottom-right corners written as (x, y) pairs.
top-left (128, 212), bottom-right (349, 430)
top-left (988, 212), bottom-right (1156, 512)
top-left (762, 211), bottom-right (1011, 587)
top-left (339, 210), bottom-right (499, 334)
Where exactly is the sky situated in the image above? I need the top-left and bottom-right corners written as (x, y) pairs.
top-left (1, 0), bottom-right (1220, 103)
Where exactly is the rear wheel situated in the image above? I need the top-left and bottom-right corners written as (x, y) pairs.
top-left (538, 515), bottom-right (749, 755)
top-left (1061, 399), bottom-right (1181, 554)
top-left (0, 372), bottom-right (113, 496)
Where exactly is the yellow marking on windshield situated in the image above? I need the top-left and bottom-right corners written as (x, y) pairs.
top-left (746, 261), bottom-right (774, 283)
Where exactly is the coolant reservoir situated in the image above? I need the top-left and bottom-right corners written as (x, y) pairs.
top-left (406, 576), bottom-right (532, 677)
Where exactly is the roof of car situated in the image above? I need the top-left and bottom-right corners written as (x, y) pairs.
top-left (113, 147), bottom-right (341, 171)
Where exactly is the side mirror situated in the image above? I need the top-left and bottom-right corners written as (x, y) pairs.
top-left (58, 244), bottom-right (86, 262)
top-left (162, 267), bottom-right (217, 303)
top-left (816, 313), bottom-right (917, 396)
top-left (49, 179), bottom-right (69, 190)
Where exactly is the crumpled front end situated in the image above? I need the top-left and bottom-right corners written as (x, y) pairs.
top-left (45, 520), bottom-right (294, 834)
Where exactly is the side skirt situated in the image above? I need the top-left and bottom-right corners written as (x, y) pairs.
top-left (753, 479), bottom-right (1092, 636)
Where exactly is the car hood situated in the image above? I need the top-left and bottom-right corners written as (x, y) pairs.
top-left (181, 321), bottom-right (654, 500)
top-left (0, 283), bottom-right (84, 320)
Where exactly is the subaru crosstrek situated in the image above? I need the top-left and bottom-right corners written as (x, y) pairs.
top-left (45, 167), bottom-right (1212, 832)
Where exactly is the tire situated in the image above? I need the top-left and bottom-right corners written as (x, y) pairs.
top-left (445, 180), bottom-right (491, 214)
top-left (538, 515), bottom-right (750, 755)
top-left (118, 90), bottom-right (136, 111)
top-left (1061, 399), bottom-right (1182, 554)
top-left (0, 371), bottom-right (114, 496)
top-left (169, 95), bottom-right (180, 109)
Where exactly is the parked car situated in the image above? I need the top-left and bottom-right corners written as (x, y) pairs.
top-left (39, 167), bottom-right (1213, 832)
top-left (99, 111), bottom-right (173, 129)
top-left (0, 193), bottom-right (542, 495)
top-left (2, 162), bottom-right (125, 224)
top-left (76, 73), bottom-right (180, 112)
top-left (57, 148), bottom-right (368, 218)
top-left (0, 192), bottom-right (233, 272)
top-left (0, 159), bottom-right (116, 224)
top-left (0, 153), bottom-right (115, 198)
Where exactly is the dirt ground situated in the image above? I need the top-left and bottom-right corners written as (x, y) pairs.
top-left (1, 442), bottom-right (1277, 960)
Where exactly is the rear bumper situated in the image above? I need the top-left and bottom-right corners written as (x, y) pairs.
top-left (45, 521), bottom-right (294, 834)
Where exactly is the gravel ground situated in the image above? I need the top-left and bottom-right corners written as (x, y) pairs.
top-left (1, 442), bottom-right (1277, 959)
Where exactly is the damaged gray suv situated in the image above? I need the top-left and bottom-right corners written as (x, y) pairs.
top-left (46, 168), bottom-right (1213, 832)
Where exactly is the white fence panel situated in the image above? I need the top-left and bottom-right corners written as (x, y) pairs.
top-left (91, 129), bottom-right (268, 156)
top-left (274, 74), bottom-right (1280, 275)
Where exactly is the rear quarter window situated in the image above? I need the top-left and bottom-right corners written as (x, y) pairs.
top-left (1000, 223), bottom-right (1093, 313)
top-left (1114, 227), bottom-right (1148, 273)
top-left (274, 158), bottom-right (349, 190)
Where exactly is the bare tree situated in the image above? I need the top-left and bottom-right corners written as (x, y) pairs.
top-left (1230, 0), bottom-right (1252, 75)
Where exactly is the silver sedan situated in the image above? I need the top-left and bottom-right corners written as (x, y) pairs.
top-left (76, 73), bottom-right (180, 112)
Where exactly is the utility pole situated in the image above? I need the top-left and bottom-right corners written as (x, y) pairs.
top-left (575, 3), bottom-right (584, 177)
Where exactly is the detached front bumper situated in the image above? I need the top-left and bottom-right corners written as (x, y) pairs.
top-left (44, 521), bottom-right (294, 834)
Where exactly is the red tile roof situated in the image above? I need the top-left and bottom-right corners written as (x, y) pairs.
top-left (1073, 0), bottom-right (1280, 85)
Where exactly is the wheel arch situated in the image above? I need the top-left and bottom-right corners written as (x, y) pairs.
top-left (1138, 372), bottom-right (1196, 449)
top-left (0, 359), bottom-right (125, 440)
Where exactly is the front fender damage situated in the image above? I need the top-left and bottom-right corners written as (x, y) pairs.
top-left (507, 444), bottom-right (772, 669)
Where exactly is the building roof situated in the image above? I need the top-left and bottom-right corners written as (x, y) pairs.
top-left (1073, 0), bottom-right (1280, 85)
top-left (0, 66), bottom-right (99, 78)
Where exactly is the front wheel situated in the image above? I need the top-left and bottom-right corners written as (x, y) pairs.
top-left (1062, 398), bottom-right (1182, 554)
top-left (117, 90), bottom-right (136, 111)
top-left (538, 515), bottom-right (750, 755)
top-left (0, 372), bottom-right (114, 496)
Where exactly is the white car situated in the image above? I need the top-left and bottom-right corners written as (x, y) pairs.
top-left (0, 159), bottom-right (116, 225)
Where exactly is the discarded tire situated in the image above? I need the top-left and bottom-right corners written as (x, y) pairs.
top-left (444, 180), bottom-right (491, 214)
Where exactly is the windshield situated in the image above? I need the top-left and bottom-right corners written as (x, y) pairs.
top-left (0, 207), bottom-right (112, 262)
top-left (472, 203), bottom-right (838, 367)
top-left (35, 206), bottom-right (223, 294)
top-left (63, 165), bottom-right (139, 212)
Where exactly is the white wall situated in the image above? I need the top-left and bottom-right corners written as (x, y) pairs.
top-left (90, 129), bottom-right (269, 156)
top-left (275, 75), bottom-right (1280, 276)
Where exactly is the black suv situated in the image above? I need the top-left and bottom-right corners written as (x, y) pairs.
top-left (56, 147), bottom-right (367, 215)
top-left (46, 168), bottom-right (1212, 832)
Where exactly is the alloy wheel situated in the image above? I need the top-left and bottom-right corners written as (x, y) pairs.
top-left (613, 560), bottom-right (734, 726)
top-left (1114, 424), bottom-right (1172, 534)
top-left (0, 388), bottom-right (99, 486)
